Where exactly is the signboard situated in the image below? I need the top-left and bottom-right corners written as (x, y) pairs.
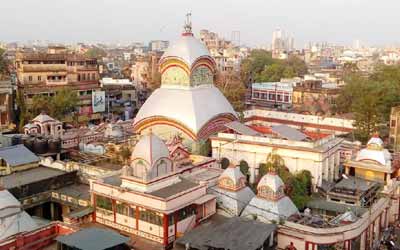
top-left (92, 91), bottom-right (106, 113)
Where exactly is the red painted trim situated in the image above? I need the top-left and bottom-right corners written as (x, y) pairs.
top-left (245, 116), bottom-right (353, 132)
top-left (160, 63), bottom-right (190, 75)
top-left (135, 206), bottom-right (139, 230)
top-left (92, 193), bottom-right (96, 222)
top-left (163, 214), bottom-right (168, 246)
top-left (112, 199), bottom-right (116, 223)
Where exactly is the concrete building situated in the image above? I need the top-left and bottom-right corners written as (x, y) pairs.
top-left (247, 82), bottom-right (295, 109)
top-left (149, 40), bottom-right (169, 52)
top-left (211, 124), bottom-right (343, 186)
top-left (91, 133), bottom-right (217, 249)
top-left (244, 109), bottom-right (354, 135)
top-left (15, 46), bottom-right (101, 121)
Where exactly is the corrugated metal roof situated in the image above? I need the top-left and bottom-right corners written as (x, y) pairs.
top-left (56, 228), bottom-right (129, 250)
top-left (272, 125), bottom-right (307, 141)
top-left (225, 121), bottom-right (260, 136)
top-left (0, 144), bottom-right (39, 167)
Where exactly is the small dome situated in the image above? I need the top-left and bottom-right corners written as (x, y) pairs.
top-left (367, 136), bottom-right (383, 147)
top-left (218, 165), bottom-right (246, 191)
top-left (257, 172), bottom-right (284, 192)
top-left (104, 123), bottom-right (123, 138)
top-left (161, 34), bottom-right (211, 67)
top-left (132, 133), bottom-right (169, 165)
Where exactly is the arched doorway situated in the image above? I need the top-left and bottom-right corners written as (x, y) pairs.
top-left (239, 160), bottom-right (250, 182)
top-left (221, 157), bottom-right (230, 169)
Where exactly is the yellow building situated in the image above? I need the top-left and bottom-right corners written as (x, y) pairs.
top-left (15, 46), bottom-right (101, 120)
top-left (344, 136), bottom-right (399, 184)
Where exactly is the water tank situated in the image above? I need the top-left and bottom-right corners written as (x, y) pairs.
top-left (48, 138), bottom-right (61, 153)
top-left (11, 135), bottom-right (22, 146)
top-left (24, 135), bottom-right (35, 151)
top-left (33, 137), bottom-right (48, 154)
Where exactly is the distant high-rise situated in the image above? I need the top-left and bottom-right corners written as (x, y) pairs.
top-left (271, 28), bottom-right (294, 55)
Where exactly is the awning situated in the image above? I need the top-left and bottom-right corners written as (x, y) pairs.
top-left (194, 194), bottom-right (216, 205)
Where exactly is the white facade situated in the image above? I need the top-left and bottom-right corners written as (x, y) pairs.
top-left (211, 132), bottom-right (343, 186)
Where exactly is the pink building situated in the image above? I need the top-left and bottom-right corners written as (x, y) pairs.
top-left (90, 133), bottom-right (216, 249)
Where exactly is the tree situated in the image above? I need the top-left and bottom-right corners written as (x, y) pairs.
top-left (215, 71), bottom-right (247, 112)
top-left (120, 146), bottom-right (131, 165)
top-left (16, 90), bottom-right (31, 132)
top-left (240, 49), bottom-right (307, 84)
top-left (239, 160), bottom-right (249, 176)
top-left (29, 88), bottom-right (79, 122)
top-left (51, 88), bottom-right (79, 120)
top-left (335, 65), bottom-right (400, 143)
top-left (259, 150), bottom-right (312, 209)
top-left (85, 47), bottom-right (107, 59)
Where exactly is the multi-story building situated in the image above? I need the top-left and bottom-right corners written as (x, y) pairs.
top-left (15, 46), bottom-right (101, 121)
top-left (149, 40), bottom-right (169, 52)
top-left (292, 79), bottom-right (340, 115)
top-left (246, 82), bottom-right (295, 109)
top-left (199, 29), bottom-right (248, 73)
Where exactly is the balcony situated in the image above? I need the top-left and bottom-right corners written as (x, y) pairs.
top-left (22, 64), bottom-right (66, 72)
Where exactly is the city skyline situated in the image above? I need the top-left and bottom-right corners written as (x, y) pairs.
top-left (1, 0), bottom-right (400, 47)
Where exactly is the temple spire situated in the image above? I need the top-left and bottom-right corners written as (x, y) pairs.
top-left (183, 12), bottom-right (192, 35)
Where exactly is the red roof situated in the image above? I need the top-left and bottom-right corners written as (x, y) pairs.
top-left (248, 125), bottom-right (330, 140)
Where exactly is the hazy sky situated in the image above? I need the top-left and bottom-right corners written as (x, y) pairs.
top-left (0, 0), bottom-right (399, 47)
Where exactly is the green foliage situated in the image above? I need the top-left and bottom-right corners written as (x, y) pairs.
top-left (260, 150), bottom-right (312, 209)
top-left (120, 146), bottom-right (131, 164)
top-left (0, 48), bottom-right (10, 79)
top-left (239, 160), bottom-right (249, 175)
top-left (16, 90), bottom-right (31, 132)
top-left (85, 47), bottom-right (107, 59)
top-left (336, 65), bottom-right (400, 143)
top-left (221, 158), bottom-right (230, 169)
top-left (29, 88), bottom-right (79, 122)
top-left (240, 49), bottom-right (307, 84)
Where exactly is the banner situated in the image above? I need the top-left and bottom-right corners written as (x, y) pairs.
top-left (92, 91), bottom-right (106, 113)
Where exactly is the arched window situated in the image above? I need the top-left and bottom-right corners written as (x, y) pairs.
top-left (221, 158), bottom-right (230, 169)
top-left (156, 159), bottom-right (168, 177)
top-left (133, 160), bottom-right (147, 180)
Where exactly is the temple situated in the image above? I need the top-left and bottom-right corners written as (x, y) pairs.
top-left (133, 18), bottom-right (237, 149)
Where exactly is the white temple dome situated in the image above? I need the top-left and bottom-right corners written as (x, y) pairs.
top-left (257, 172), bottom-right (284, 192)
top-left (133, 24), bottom-right (237, 141)
top-left (161, 35), bottom-right (211, 67)
top-left (356, 135), bottom-right (391, 166)
top-left (131, 133), bottom-right (169, 165)
top-left (218, 165), bottom-right (247, 191)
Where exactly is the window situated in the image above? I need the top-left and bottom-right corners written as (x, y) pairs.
top-left (253, 92), bottom-right (260, 98)
top-left (391, 120), bottom-right (396, 128)
top-left (96, 195), bottom-right (112, 211)
top-left (284, 95), bottom-right (289, 103)
top-left (78, 74), bottom-right (81, 81)
top-left (269, 93), bottom-right (275, 100)
top-left (92, 73), bottom-right (96, 80)
top-left (82, 74), bottom-right (86, 81)
top-left (28, 76), bottom-right (33, 81)
top-left (116, 202), bottom-right (135, 217)
top-left (38, 76), bottom-right (42, 81)
top-left (177, 206), bottom-right (196, 221)
top-left (139, 208), bottom-right (163, 225)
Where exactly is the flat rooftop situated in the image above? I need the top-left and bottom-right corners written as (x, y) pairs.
top-left (54, 183), bottom-right (90, 201)
top-left (175, 216), bottom-right (276, 250)
top-left (148, 178), bottom-right (199, 199)
top-left (0, 166), bottom-right (68, 189)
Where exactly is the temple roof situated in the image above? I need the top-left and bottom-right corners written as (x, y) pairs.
top-left (134, 86), bottom-right (237, 135)
top-left (131, 133), bottom-right (169, 165)
top-left (160, 34), bottom-right (211, 67)
top-left (257, 172), bottom-right (284, 192)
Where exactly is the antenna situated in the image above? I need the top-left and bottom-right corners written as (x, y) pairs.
top-left (183, 12), bottom-right (192, 34)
